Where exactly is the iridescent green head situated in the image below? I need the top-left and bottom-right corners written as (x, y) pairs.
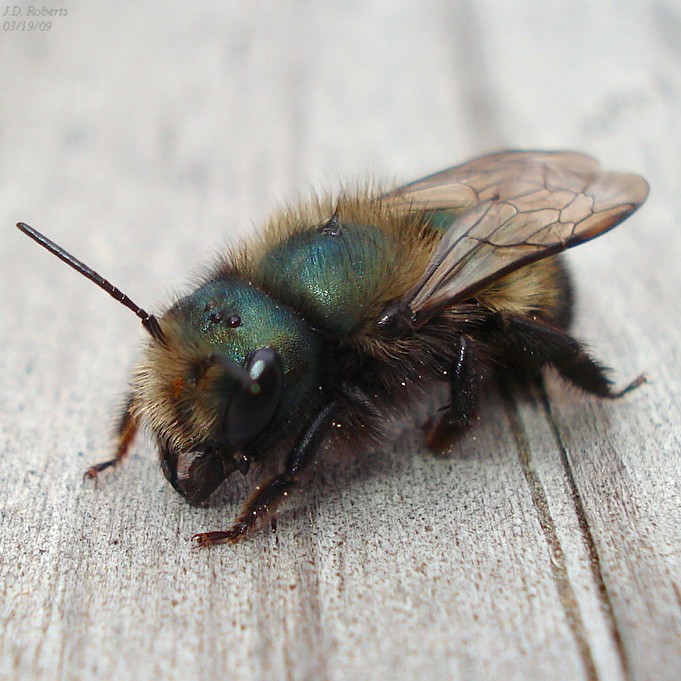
top-left (133, 277), bottom-right (321, 503)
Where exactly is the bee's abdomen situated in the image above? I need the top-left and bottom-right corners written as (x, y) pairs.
top-left (474, 256), bottom-right (574, 328)
top-left (550, 258), bottom-right (574, 328)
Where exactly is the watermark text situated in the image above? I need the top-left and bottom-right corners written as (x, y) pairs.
top-left (2, 6), bottom-right (68, 31)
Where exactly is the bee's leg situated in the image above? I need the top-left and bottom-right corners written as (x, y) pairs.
top-left (426, 336), bottom-right (479, 452)
top-left (447, 336), bottom-right (479, 426)
top-left (493, 313), bottom-right (646, 398)
top-left (193, 401), bottom-right (339, 547)
top-left (84, 394), bottom-right (139, 481)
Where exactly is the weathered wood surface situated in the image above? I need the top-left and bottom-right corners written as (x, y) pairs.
top-left (1, 2), bottom-right (679, 680)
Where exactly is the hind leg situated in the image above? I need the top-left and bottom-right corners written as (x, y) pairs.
top-left (491, 313), bottom-right (645, 398)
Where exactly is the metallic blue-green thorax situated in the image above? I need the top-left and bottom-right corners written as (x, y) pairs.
top-left (257, 223), bottom-right (392, 336)
top-left (425, 210), bottom-right (457, 233)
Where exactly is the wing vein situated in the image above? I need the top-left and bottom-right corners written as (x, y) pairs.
top-left (380, 150), bottom-right (648, 326)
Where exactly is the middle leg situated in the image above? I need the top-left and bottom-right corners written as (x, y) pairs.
top-left (447, 335), bottom-right (479, 427)
top-left (426, 335), bottom-right (480, 452)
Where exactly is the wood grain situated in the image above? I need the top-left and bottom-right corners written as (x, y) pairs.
top-left (1, 2), bottom-right (679, 680)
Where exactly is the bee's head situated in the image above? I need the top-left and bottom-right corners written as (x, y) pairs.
top-left (139, 343), bottom-right (285, 505)
top-left (132, 278), bottom-right (320, 504)
top-left (13, 225), bottom-right (320, 504)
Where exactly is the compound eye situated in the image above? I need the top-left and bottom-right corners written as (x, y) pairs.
top-left (226, 348), bottom-right (284, 450)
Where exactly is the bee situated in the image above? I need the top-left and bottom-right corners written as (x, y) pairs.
top-left (17, 150), bottom-right (648, 546)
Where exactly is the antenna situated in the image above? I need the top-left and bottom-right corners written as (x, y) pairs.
top-left (16, 222), bottom-right (167, 344)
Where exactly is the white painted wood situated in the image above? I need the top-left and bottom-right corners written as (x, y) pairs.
top-left (1, 2), bottom-right (679, 680)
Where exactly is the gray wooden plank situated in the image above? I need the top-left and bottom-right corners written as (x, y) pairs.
top-left (0, 2), bottom-right (679, 680)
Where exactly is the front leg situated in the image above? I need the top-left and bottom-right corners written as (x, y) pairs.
top-left (84, 393), bottom-right (139, 481)
top-left (193, 401), bottom-right (339, 546)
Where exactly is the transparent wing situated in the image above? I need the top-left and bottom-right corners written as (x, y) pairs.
top-left (383, 150), bottom-right (648, 325)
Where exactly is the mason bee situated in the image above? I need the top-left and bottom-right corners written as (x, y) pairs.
top-left (17, 150), bottom-right (648, 546)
